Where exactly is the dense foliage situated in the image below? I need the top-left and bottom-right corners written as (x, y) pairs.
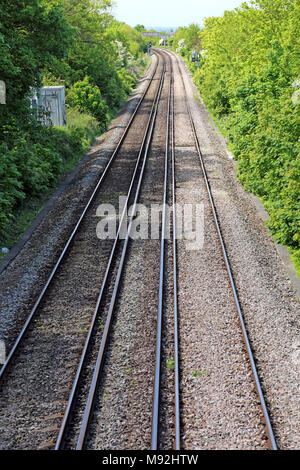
top-left (0, 0), bottom-right (148, 235)
top-left (173, 1), bottom-right (300, 274)
top-left (171, 24), bottom-right (202, 58)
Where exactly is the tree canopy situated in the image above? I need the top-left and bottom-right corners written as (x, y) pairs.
top-left (0, 0), bottom-right (149, 233)
top-left (173, 0), bottom-right (300, 273)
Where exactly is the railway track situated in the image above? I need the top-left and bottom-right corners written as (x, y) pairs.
top-left (169, 51), bottom-right (277, 450)
top-left (56, 51), bottom-right (169, 451)
top-left (151, 57), bottom-right (181, 451)
top-left (0, 49), bottom-right (167, 450)
top-left (0, 49), bottom-right (279, 451)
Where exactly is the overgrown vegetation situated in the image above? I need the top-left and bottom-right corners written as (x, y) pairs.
top-left (172, 1), bottom-right (300, 275)
top-left (0, 0), bottom-right (149, 249)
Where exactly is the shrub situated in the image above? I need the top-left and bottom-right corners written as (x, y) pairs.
top-left (0, 144), bottom-right (24, 227)
top-left (67, 76), bottom-right (109, 130)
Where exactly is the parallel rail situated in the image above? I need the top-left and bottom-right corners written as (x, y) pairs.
top-left (170, 50), bottom-right (277, 451)
top-left (56, 51), bottom-right (168, 450)
top-left (170, 60), bottom-right (181, 451)
top-left (150, 51), bottom-right (171, 450)
top-left (151, 53), bottom-right (181, 451)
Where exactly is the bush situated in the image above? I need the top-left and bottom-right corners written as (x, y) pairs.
top-left (67, 76), bottom-right (109, 130)
top-left (0, 1), bottom-right (150, 243)
top-left (104, 72), bottom-right (128, 109)
top-left (0, 144), bottom-right (24, 228)
top-left (0, 107), bottom-right (101, 231)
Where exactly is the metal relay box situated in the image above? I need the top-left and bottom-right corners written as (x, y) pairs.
top-left (31, 86), bottom-right (66, 127)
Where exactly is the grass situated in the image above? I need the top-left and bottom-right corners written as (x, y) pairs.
top-left (0, 189), bottom-right (54, 259)
top-left (167, 358), bottom-right (175, 370)
top-left (192, 371), bottom-right (207, 378)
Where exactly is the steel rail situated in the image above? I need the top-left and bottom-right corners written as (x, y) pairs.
top-left (173, 51), bottom-right (278, 451)
top-left (55, 50), bottom-right (166, 450)
top-left (170, 61), bottom-right (181, 451)
top-left (151, 52), bottom-right (172, 451)
top-left (0, 55), bottom-right (159, 382)
top-left (75, 55), bottom-right (168, 450)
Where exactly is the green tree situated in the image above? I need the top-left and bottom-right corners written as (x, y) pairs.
top-left (192, 0), bottom-right (300, 272)
top-left (0, 0), bottom-right (149, 234)
top-left (0, 0), bottom-right (73, 107)
top-left (67, 76), bottom-right (109, 129)
top-left (134, 24), bottom-right (146, 32)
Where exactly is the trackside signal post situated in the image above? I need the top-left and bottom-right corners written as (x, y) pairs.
top-left (191, 51), bottom-right (200, 68)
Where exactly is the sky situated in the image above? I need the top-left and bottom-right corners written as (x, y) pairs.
top-left (113, 0), bottom-right (245, 29)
